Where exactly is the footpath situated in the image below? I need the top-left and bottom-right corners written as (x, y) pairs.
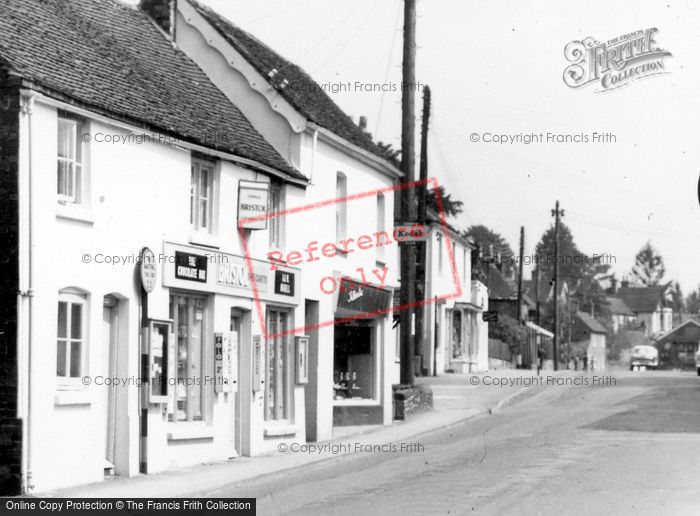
top-left (45, 369), bottom-right (563, 499)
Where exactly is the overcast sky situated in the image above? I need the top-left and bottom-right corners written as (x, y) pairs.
top-left (202, 0), bottom-right (700, 295)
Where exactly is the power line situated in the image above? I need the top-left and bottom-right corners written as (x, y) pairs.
top-left (375, 0), bottom-right (402, 137)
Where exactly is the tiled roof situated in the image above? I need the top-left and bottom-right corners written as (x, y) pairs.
top-left (187, 0), bottom-right (397, 166)
top-left (0, 0), bottom-right (305, 181)
top-left (605, 296), bottom-right (635, 316)
top-left (656, 319), bottom-right (700, 343)
top-left (575, 312), bottom-right (607, 334)
top-left (619, 286), bottom-right (666, 314)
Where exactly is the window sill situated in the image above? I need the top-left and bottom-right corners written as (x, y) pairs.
top-left (167, 422), bottom-right (215, 441)
top-left (56, 203), bottom-right (94, 224)
top-left (263, 422), bottom-right (298, 437)
top-left (188, 231), bottom-right (219, 249)
top-left (54, 390), bottom-right (91, 406)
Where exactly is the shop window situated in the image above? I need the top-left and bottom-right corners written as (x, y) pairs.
top-left (56, 289), bottom-right (88, 386)
top-left (265, 309), bottom-right (292, 421)
top-left (57, 115), bottom-right (86, 205)
top-left (334, 323), bottom-right (376, 401)
top-left (269, 183), bottom-right (284, 249)
top-left (190, 160), bottom-right (215, 233)
top-left (170, 294), bottom-right (207, 422)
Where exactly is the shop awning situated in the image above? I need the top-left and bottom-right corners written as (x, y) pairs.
top-left (454, 302), bottom-right (483, 312)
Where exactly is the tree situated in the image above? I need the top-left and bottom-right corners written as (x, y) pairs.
top-left (669, 281), bottom-right (684, 316)
top-left (427, 185), bottom-right (463, 218)
top-left (685, 286), bottom-right (700, 314)
top-left (534, 222), bottom-right (611, 330)
top-left (376, 141), bottom-right (401, 169)
top-left (464, 225), bottom-right (516, 278)
top-left (488, 314), bottom-right (526, 356)
top-left (630, 242), bottom-right (666, 286)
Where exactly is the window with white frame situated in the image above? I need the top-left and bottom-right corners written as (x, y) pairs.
top-left (376, 193), bottom-right (386, 262)
top-left (269, 183), bottom-right (284, 249)
top-left (57, 115), bottom-right (85, 204)
top-left (57, 290), bottom-right (87, 383)
top-left (336, 172), bottom-right (347, 243)
top-left (190, 160), bottom-right (215, 232)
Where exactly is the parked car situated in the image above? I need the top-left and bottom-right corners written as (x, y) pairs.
top-left (630, 345), bottom-right (658, 370)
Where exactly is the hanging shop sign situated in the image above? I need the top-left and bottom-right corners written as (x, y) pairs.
top-left (238, 180), bottom-right (270, 230)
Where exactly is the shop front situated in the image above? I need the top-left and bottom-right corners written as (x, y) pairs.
top-left (141, 242), bottom-right (302, 471)
top-left (332, 277), bottom-right (393, 426)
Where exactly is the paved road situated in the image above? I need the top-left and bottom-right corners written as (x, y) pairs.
top-left (203, 370), bottom-right (700, 515)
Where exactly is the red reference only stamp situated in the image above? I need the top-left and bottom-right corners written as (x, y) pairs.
top-left (239, 177), bottom-right (462, 338)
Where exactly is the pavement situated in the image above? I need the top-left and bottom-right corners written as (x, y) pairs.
top-left (45, 368), bottom-right (549, 499)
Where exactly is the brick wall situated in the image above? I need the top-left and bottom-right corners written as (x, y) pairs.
top-left (0, 68), bottom-right (22, 496)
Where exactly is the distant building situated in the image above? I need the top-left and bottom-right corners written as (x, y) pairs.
top-left (604, 296), bottom-right (636, 334)
top-left (655, 320), bottom-right (700, 370)
top-left (616, 283), bottom-right (672, 338)
top-left (570, 312), bottom-right (608, 371)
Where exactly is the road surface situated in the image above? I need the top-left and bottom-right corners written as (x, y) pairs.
top-left (203, 370), bottom-right (700, 515)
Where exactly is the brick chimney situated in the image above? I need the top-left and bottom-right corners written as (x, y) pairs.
top-left (141, 0), bottom-right (176, 39)
top-left (610, 276), bottom-right (618, 294)
top-left (358, 116), bottom-right (368, 131)
top-left (621, 276), bottom-right (629, 290)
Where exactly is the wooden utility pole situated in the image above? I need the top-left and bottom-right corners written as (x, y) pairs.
top-left (534, 263), bottom-right (541, 326)
top-left (516, 226), bottom-right (525, 323)
top-left (416, 85), bottom-right (430, 374)
top-left (551, 201), bottom-right (564, 371)
top-left (399, 0), bottom-right (417, 385)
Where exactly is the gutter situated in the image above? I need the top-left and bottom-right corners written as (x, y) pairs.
top-left (18, 85), bottom-right (308, 188)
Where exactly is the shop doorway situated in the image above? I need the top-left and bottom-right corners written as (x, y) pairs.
top-left (230, 308), bottom-right (248, 457)
top-left (102, 295), bottom-right (119, 475)
top-left (265, 309), bottom-right (291, 421)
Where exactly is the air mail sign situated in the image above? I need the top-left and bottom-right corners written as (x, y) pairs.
top-left (238, 180), bottom-right (270, 230)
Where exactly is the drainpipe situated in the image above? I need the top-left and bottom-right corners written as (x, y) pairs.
top-left (18, 93), bottom-right (35, 494)
top-left (309, 129), bottom-right (318, 183)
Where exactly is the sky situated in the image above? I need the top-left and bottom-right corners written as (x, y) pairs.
top-left (202, 0), bottom-right (700, 295)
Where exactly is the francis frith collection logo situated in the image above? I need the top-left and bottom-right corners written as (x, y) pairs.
top-left (563, 28), bottom-right (672, 91)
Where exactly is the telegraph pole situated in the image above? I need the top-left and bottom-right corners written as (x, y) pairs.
top-left (551, 201), bottom-right (564, 371)
top-left (399, 0), bottom-right (417, 385)
top-left (534, 263), bottom-right (541, 326)
top-left (516, 226), bottom-right (525, 323)
top-left (416, 85), bottom-right (431, 374)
